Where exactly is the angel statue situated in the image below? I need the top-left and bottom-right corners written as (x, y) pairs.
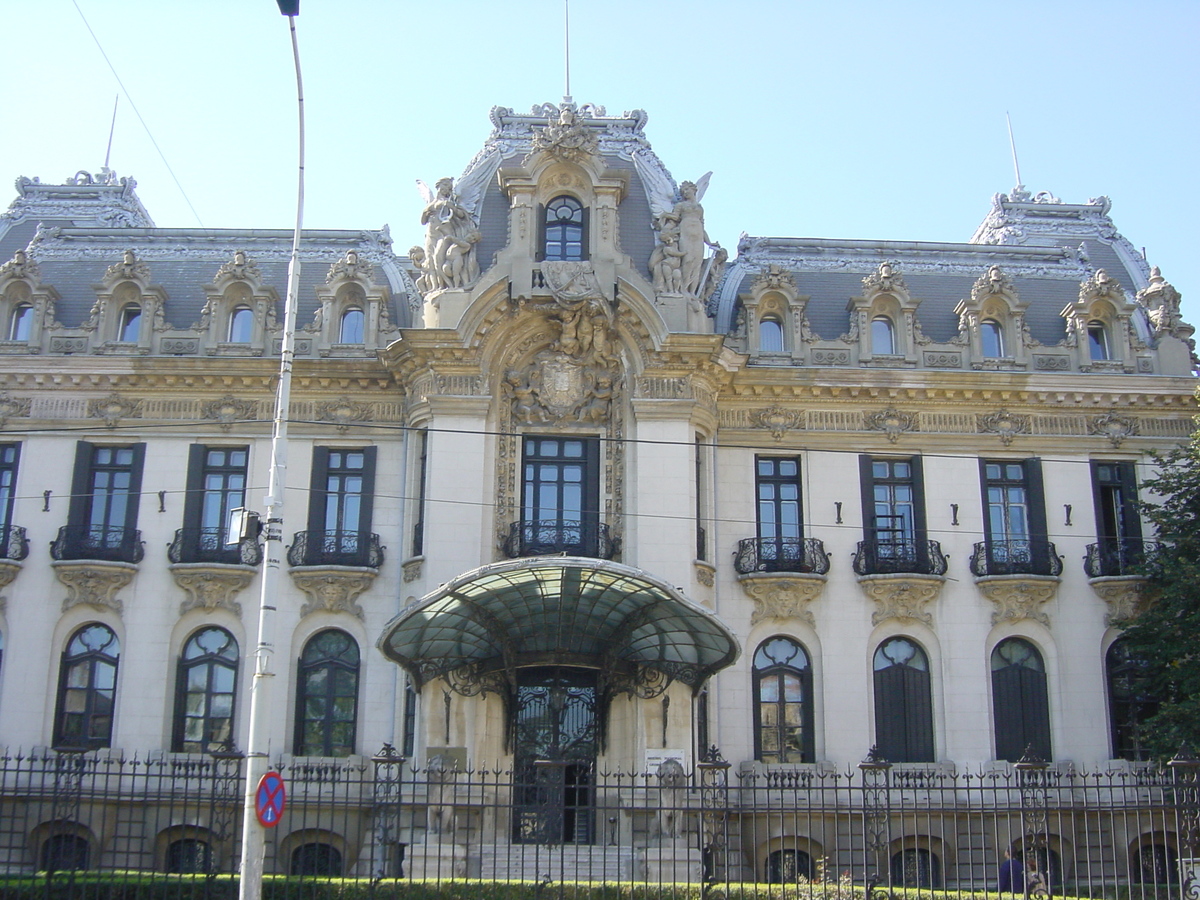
top-left (416, 177), bottom-right (479, 291)
top-left (638, 164), bottom-right (722, 300)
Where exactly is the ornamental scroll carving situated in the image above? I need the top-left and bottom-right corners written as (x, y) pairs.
top-left (315, 397), bottom-right (374, 432)
top-left (528, 104), bottom-right (599, 164)
top-left (1090, 413), bottom-right (1139, 447)
top-left (749, 406), bottom-right (803, 441)
top-left (88, 393), bottom-right (143, 428)
top-left (737, 573), bottom-right (827, 626)
top-left (857, 575), bottom-right (944, 626)
top-left (52, 561), bottom-right (136, 614)
top-left (976, 576), bottom-right (1058, 626)
top-left (171, 563), bottom-right (255, 616)
top-left (201, 395), bottom-right (258, 431)
top-left (977, 409), bottom-right (1030, 445)
top-left (291, 568), bottom-right (377, 619)
top-left (0, 394), bottom-right (31, 428)
top-left (1087, 576), bottom-right (1149, 626)
top-left (864, 408), bottom-right (918, 443)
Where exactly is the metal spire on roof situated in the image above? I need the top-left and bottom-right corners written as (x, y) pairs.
top-left (563, 0), bottom-right (572, 104)
top-left (1006, 111), bottom-right (1025, 194)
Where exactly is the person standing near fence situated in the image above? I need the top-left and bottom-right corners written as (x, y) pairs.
top-left (999, 849), bottom-right (1024, 893)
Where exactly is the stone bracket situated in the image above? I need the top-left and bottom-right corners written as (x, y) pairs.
top-left (290, 565), bottom-right (378, 619)
top-left (856, 573), bottom-right (946, 626)
top-left (169, 563), bottom-right (257, 616)
top-left (737, 572), bottom-right (828, 626)
top-left (52, 560), bottom-right (137, 614)
top-left (1087, 575), bottom-right (1149, 625)
top-left (0, 559), bottom-right (22, 611)
top-left (975, 574), bottom-right (1060, 626)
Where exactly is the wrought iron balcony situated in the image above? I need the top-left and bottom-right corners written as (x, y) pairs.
top-left (1084, 540), bottom-right (1159, 578)
top-left (735, 537), bottom-right (830, 575)
top-left (288, 530), bottom-right (383, 569)
top-left (503, 520), bottom-right (619, 560)
top-left (50, 524), bottom-right (144, 564)
top-left (853, 537), bottom-right (947, 577)
top-left (168, 527), bottom-right (263, 566)
top-left (0, 525), bottom-right (29, 561)
top-left (969, 539), bottom-right (1062, 577)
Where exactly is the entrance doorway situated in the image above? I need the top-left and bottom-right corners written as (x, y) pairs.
top-left (512, 667), bottom-right (598, 844)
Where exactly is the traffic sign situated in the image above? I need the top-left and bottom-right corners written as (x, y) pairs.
top-left (255, 771), bottom-right (286, 827)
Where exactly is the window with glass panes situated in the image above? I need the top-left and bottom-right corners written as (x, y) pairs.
top-left (753, 636), bottom-right (814, 763)
top-left (173, 627), bottom-right (238, 753)
top-left (295, 630), bottom-right (360, 757)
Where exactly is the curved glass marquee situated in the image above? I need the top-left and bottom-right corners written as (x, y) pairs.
top-left (378, 557), bottom-right (739, 693)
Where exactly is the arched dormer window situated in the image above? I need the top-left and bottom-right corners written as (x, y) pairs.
top-left (543, 195), bottom-right (586, 261)
top-left (980, 320), bottom-right (1005, 358)
top-left (339, 308), bottom-right (364, 344)
top-left (228, 307), bottom-right (253, 343)
top-left (1088, 321), bottom-right (1111, 360)
top-left (871, 316), bottom-right (895, 355)
top-left (117, 304), bottom-right (141, 342)
top-left (759, 316), bottom-right (784, 353)
top-left (8, 305), bottom-right (32, 342)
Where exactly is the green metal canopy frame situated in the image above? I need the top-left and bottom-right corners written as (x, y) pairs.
top-left (377, 557), bottom-right (740, 697)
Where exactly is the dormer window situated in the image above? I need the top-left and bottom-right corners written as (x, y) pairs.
top-left (981, 320), bottom-right (1005, 358)
top-left (8, 305), bottom-right (31, 342)
top-left (228, 307), bottom-right (253, 343)
top-left (118, 305), bottom-right (141, 342)
top-left (543, 195), bottom-right (586, 261)
top-left (759, 317), bottom-right (784, 352)
top-left (871, 316), bottom-right (895, 355)
top-left (339, 308), bottom-right (364, 344)
top-left (1088, 322), bottom-right (1110, 360)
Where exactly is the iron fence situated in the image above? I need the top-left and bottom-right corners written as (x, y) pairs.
top-left (0, 745), bottom-right (1198, 898)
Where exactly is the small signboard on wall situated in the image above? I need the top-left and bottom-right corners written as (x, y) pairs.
top-left (644, 749), bottom-right (688, 775)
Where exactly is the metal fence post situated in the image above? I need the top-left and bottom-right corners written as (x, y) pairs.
top-left (859, 746), bottom-right (893, 896)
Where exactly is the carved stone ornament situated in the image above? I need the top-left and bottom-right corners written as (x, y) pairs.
top-left (970, 265), bottom-right (1017, 303)
top-left (104, 249), bottom-right (151, 284)
top-left (1090, 413), bottom-right (1140, 447)
top-left (694, 561), bottom-right (715, 587)
top-left (862, 261), bottom-right (907, 297)
top-left (1079, 268), bottom-right (1124, 304)
top-left (315, 397), bottom-right (374, 433)
top-left (857, 574), bottom-right (945, 626)
top-left (751, 264), bottom-right (797, 294)
top-left (505, 351), bottom-right (616, 426)
top-left (402, 557), bottom-right (423, 583)
top-left (326, 249), bottom-right (374, 285)
top-left (88, 393), bottom-right (143, 428)
top-left (542, 260), bottom-right (606, 305)
top-left (215, 250), bottom-right (262, 283)
top-left (52, 560), bottom-right (136, 614)
top-left (977, 408), bottom-right (1030, 445)
top-left (0, 559), bottom-right (21, 606)
top-left (749, 406), bottom-right (803, 441)
top-left (528, 103), bottom-right (600, 163)
top-left (737, 572), bottom-right (827, 626)
top-left (290, 567), bottom-right (378, 619)
top-left (864, 408), bottom-right (918, 443)
top-left (0, 248), bottom-right (40, 281)
top-left (170, 563), bottom-right (255, 616)
top-left (975, 575), bottom-right (1059, 626)
top-left (201, 395), bottom-right (259, 431)
top-left (1137, 267), bottom-right (1190, 339)
top-left (1087, 575), bottom-right (1149, 626)
top-left (0, 394), bottom-right (32, 428)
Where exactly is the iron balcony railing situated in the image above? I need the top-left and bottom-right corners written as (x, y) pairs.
top-left (1084, 539), bottom-right (1160, 578)
top-left (50, 524), bottom-right (144, 564)
top-left (735, 536), bottom-right (830, 575)
top-left (503, 520), bottom-right (619, 560)
top-left (970, 539), bottom-right (1062, 577)
top-left (853, 536), bottom-right (948, 576)
top-left (168, 527), bottom-right (263, 566)
top-left (287, 530), bottom-right (384, 569)
top-left (0, 524), bottom-right (29, 562)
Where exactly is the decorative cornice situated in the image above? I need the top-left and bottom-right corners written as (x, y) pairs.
top-left (290, 566), bottom-right (378, 619)
top-left (857, 574), bottom-right (945, 626)
top-left (170, 563), bottom-right (256, 616)
top-left (737, 572), bottom-right (827, 626)
top-left (975, 575), bottom-right (1059, 626)
top-left (51, 560), bottom-right (137, 614)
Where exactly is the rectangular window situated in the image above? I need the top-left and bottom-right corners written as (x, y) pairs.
top-left (0, 443), bottom-right (20, 538)
top-left (754, 456), bottom-right (803, 570)
top-left (1090, 461), bottom-right (1143, 576)
top-left (402, 680), bottom-right (417, 758)
top-left (178, 445), bottom-right (248, 563)
top-left (303, 446), bottom-right (377, 566)
top-left (517, 436), bottom-right (601, 556)
top-left (979, 459), bottom-right (1051, 575)
top-left (858, 456), bottom-right (931, 574)
top-left (61, 441), bottom-right (145, 562)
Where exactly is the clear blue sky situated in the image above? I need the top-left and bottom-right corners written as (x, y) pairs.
top-left (4, 0), bottom-right (1198, 326)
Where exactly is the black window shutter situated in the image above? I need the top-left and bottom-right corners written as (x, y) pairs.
top-left (904, 664), bottom-right (935, 762)
top-left (68, 441), bottom-right (93, 528)
top-left (307, 447), bottom-right (331, 563)
top-left (580, 207), bottom-right (591, 260)
top-left (181, 445), bottom-right (207, 533)
top-left (1024, 458), bottom-right (1049, 572)
top-left (977, 459), bottom-right (993, 543)
top-left (535, 203), bottom-right (546, 262)
top-left (1120, 462), bottom-right (1143, 541)
top-left (124, 444), bottom-right (147, 532)
top-left (910, 455), bottom-right (929, 569)
top-left (858, 455), bottom-right (875, 534)
top-left (993, 663), bottom-right (1052, 762)
top-left (357, 446), bottom-right (377, 536)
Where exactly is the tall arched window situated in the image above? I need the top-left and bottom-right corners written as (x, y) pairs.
top-left (1087, 322), bottom-right (1111, 360)
top-left (991, 638), bottom-right (1051, 762)
top-left (980, 320), bottom-right (1005, 358)
top-left (1106, 638), bottom-right (1158, 760)
top-left (767, 849), bottom-right (814, 882)
top-left (54, 624), bottom-right (120, 749)
top-left (118, 305), bottom-right (141, 342)
top-left (753, 636), bottom-right (814, 763)
top-left (873, 637), bottom-right (934, 762)
top-left (295, 630), bottom-right (360, 756)
top-left (228, 307), bottom-right (254, 343)
top-left (338, 308), bottom-right (364, 344)
top-left (543, 195), bottom-right (586, 261)
top-left (173, 627), bottom-right (239, 753)
top-left (758, 317), bottom-right (784, 352)
top-left (891, 848), bottom-right (941, 888)
top-left (9, 304), bottom-right (32, 342)
top-left (871, 316), bottom-right (895, 355)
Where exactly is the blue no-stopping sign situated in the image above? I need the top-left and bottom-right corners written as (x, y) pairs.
top-left (255, 771), bottom-right (286, 827)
